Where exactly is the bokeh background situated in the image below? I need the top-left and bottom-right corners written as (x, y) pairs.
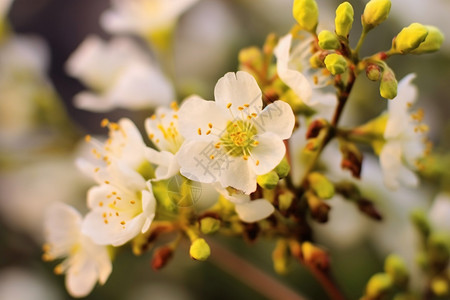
top-left (1, 0), bottom-right (449, 299)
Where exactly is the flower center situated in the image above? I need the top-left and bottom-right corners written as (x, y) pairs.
top-left (220, 120), bottom-right (257, 157)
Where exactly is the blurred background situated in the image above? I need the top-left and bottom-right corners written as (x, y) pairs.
top-left (0, 0), bottom-right (449, 299)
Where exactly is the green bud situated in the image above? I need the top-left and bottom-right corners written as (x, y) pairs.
top-left (366, 273), bottom-right (393, 298)
top-left (272, 239), bottom-right (289, 274)
top-left (293, 0), bottom-right (319, 33)
top-left (308, 172), bottom-right (335, 199)
top-left (362, 0), bottom-right (391, 30)
top-left (410, 209), bottom-right (431, 238)
top-left (427, 232), bottom-right (450, 266)
top-left (257, 171), bottom-right (279, 189)
top-left (410, 25), bottom-right (444, 54)
top-left (335, 2), bottom-right (354, 38)
top-left (366, 64), bottom-right (382, 81)
top-left (324, 53), bottom-right (347, 75)
top-left (379, 67), bottom-right (397, 99)
top-left (309, 52), bottom-right (326, 69)
top-left (189, 238), bottom-right (211, 261)
top-left (384, 254), bottom-right (409, 287)
top-left (199, 217), bottom-right (221, 235)
top-left (278, 191), bottom-right (294, 212)
top-left (394, 23), bottom-right (429, 54)
top-left (318, 30), bottom-right (340, 50)
top-left (431, 277), bottom-right (449, 297)
top-left (275, 158), bottom-right (290, 179)
top-left (239, 46), bottom-right (263, 68)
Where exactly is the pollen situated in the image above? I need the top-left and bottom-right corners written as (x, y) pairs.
top-left (206, 130), bottom-right (211, 135)
top-left (243, 156), bottom-right (248, 160)
top-left (244, 104), bottom-right (249, 108)
top-left (101, 118), bottom-right (109, 127)
top-left (130, 200), bottom-right (136, 204)
top-left (104, 219), bottom-right (108, 224)
top-left (256, 160), bottom-right (260, 166)
top-left (84, 134), bottom-right (91, 142)
top-left (198, 128), bottom-right (202, 135)
top-left (210, 155), bottom-right (215, 159)
top-left (170, 102), bottom-right (179, 111)
top-left (104, 180), bottom-right (110, 184)
top-left (99, 202), bottom-right (103, 207)
top-left (120, 221), bottom-right (126, 225)
top-left (208, 123), bottom-right (213, 128)
top-left (94, 167), bottom-right (100, 173)
top-left (227, 103), bottom-right (232, 109)
top-left (116, 212), bottom-right (119, 216)
top-left (313, 75), bottom-right (319, 85)
top-left (151, 115), bottom-right (157, 120)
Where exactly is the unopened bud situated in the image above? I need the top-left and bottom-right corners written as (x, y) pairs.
top-left (278, 191), bottom-right (294, 212)
top-left (410, 209), bottom-right (431, 238)
top-left (275, 158), bottom-right (290, 179)
top-left (340, 141), bottom-right (363, 178)
top-left (151, 246), bottom-right (173, 270)
top-left (272, 239), bottom-right (289, 274)
top-left (427, 232), bottom-right (450, 267)
top-left (301, 242), bottom-right (329, 270)
top-left (335, 2), bottom-right (354, 38)
top-left (358, 198), bottom-right (383, 221)
top-left (189, 238), bottom-right (211, 261)
top-left (293, 0), bottom-right (319, 33)
top-left (318, 30), bottom-right (340, 50)
top-left (199, 217), bottom-right (221, 235)
top-left (394, 23), bottom-right (429, 54)
top-left (362, 0), bottom-right (391, 30)
top-left (239, 47), bottom-right (263, 69)
top-left (384, 254), bottom-right (409, 287)
top-left (365, 273), bottom-right (393, 298)
top-left (308, 172), bottom-right (335, 199)
top-left (411, 25), bottom-right (444, 54)
top-left (309, 52), bottom-right (326, 69)
top-left (366, 64), bottom-right (382, 81)
top-left (306, 119), bottom-right (328, 139)
top-left (431, 277), bottom-right (449, 297)
top-left (379, 67), bottom-right (397, 99)
top-left (324, 53), bottom-right (347, 75)
top-left (257, 171), bottom-right (280, 189)
top-left (306, 191), bottom-right (331, 223)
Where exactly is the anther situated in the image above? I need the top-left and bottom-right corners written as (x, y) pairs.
top-left (227, 103), bottom-right (232, 109)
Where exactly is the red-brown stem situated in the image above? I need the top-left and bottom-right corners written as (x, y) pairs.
top-left (301, 261), bottom-right (347, 300)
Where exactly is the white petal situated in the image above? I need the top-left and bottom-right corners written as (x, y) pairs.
top-left (214, 183), bottom-right (250, 204)
top-left (380, 141), bottom-right (403, 190)
top-left (74, 92), bottom-right (116, 112)
top-left (251, 132), bottom-right (286, 175)
top-left (214, 71), bottom-right (263, 115)
top-left (65, 259), bottom-right (98, 298)
top-left (140, 189), bottom-right (156, 233)
top-left (429, 193), bottom-right (450, 233)
top-left (178, 95), bottom-right (228, 140)
top-left (274, 34), bottom-right (313, 105)
top-left (218, 156), bottom-right (257, 194)
top-left (177, 140), bottom-right (225, 183)
top-left (235, 199), bottom-right (274, 223)
top-left (252, 100), bottom-right (295, 139)
top-left (145, 148), bottom-right (180, 180)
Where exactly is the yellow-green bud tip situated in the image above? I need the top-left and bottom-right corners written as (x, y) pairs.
top-left (308, 172), bottom-right (335, 199)
top-left (366, 273), bottom-right (393, 298)
top-left (335, 2), bottom-right (354, 38)
top-left (379, 68), bottom-right (397, 99)
top-left (324, 53), bottom-right (347, 75)
top-left (189, 238), bottom-right (211, 261)
top-left (274, 158), bottom-right (290, 179)
top-left (411, 25), bottom-right (444, 54)
top-left (257, 171), bottom-right (280, 189)
top-left (431, 277), bottom-right (449, 296)
top-left (384, 254), bottom-right (409, 286)
top-left (394, 23), bottom-right (429, 54)
top-left (362, 0), bottom-right (391, 29)
top-left (199, 217), bottom-right (221, 235)
top-left (293, 0), bottom-right (319, 33)
top-left (318, 30), bottom-right (340, 50)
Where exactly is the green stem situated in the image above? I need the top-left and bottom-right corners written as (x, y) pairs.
top-left (353, 27), bottom-right (369, 60)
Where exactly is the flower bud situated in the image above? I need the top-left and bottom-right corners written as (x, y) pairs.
top-left (366, 64), bottom-right (382, 81)
top-left (272, 239), bottom-right (289, 274)
top-left (427, 232), bottom-right (450, 267)
top-left (411, 25), bottom-right (444, 54)
top-left (318, 30), bottom-right (340, 50)
top-left (335, 2), bottom-right (354, 38)
top-left (151, 246), bottom-right (173, 270)
top-left (239, 46), bottom-right (263, 69)
top-left (362, 0), bottom-right (391, 30)
top-left (306, 191), bottom-right (331, 223)
top-left (257, 171), bottom-right (280, 189)
top-left (309, 52), bottom-right (326, 69)
top-left (278, 191), bottom-right (294, 212)
top-left (199, 217), bottom-right (221, 235)
top-left (275, 158), bottom-right (290, 179)
top-left (357, 198), bottom-right (383, 221)
top-left (431, 277), bottom-right (449, 297)
top-left (340, 141), bottom-right (363, 179)
top-left (379, 67), bottom-right (397, 99)
top-left (384, 254), bottom-right (409, 287)
top-left (189, 238), bottom-right (211, 261)
top-left (365, 273), bottom-right (392, 298)
top-left (324, 53), bottom-right (347, 75)
top-left (394, 23), bottom-right (429, 54)
top-left (306, 119), bottom-right (328, 139)
top-left (301, 242), bottom-right (329, 270)
top-left (308, 172), bottom-right (335, 199)
top-left (293, 0), bottom-right (319, 33)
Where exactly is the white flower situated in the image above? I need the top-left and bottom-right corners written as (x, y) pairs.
top-left (177, 71), bottom-right (295, 194)
top-left (43, 203), bottom-right (112, 298)
top-left (81, 167), bottom-right (156, 246)
top-left (429, 193), bottom-right (450, 234)
top-left (380, 74), bottom-right (427, 190)
top-left (144, 104), bottom-right (183, 180)
top-left (66, 35), bottom-right (174, 112)
top-left (274, 33), bottom-right (335, 107)
top-left (101, 0), bottom-right (198, 37)
top-left (77, 119), bottom-right (157, 246)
